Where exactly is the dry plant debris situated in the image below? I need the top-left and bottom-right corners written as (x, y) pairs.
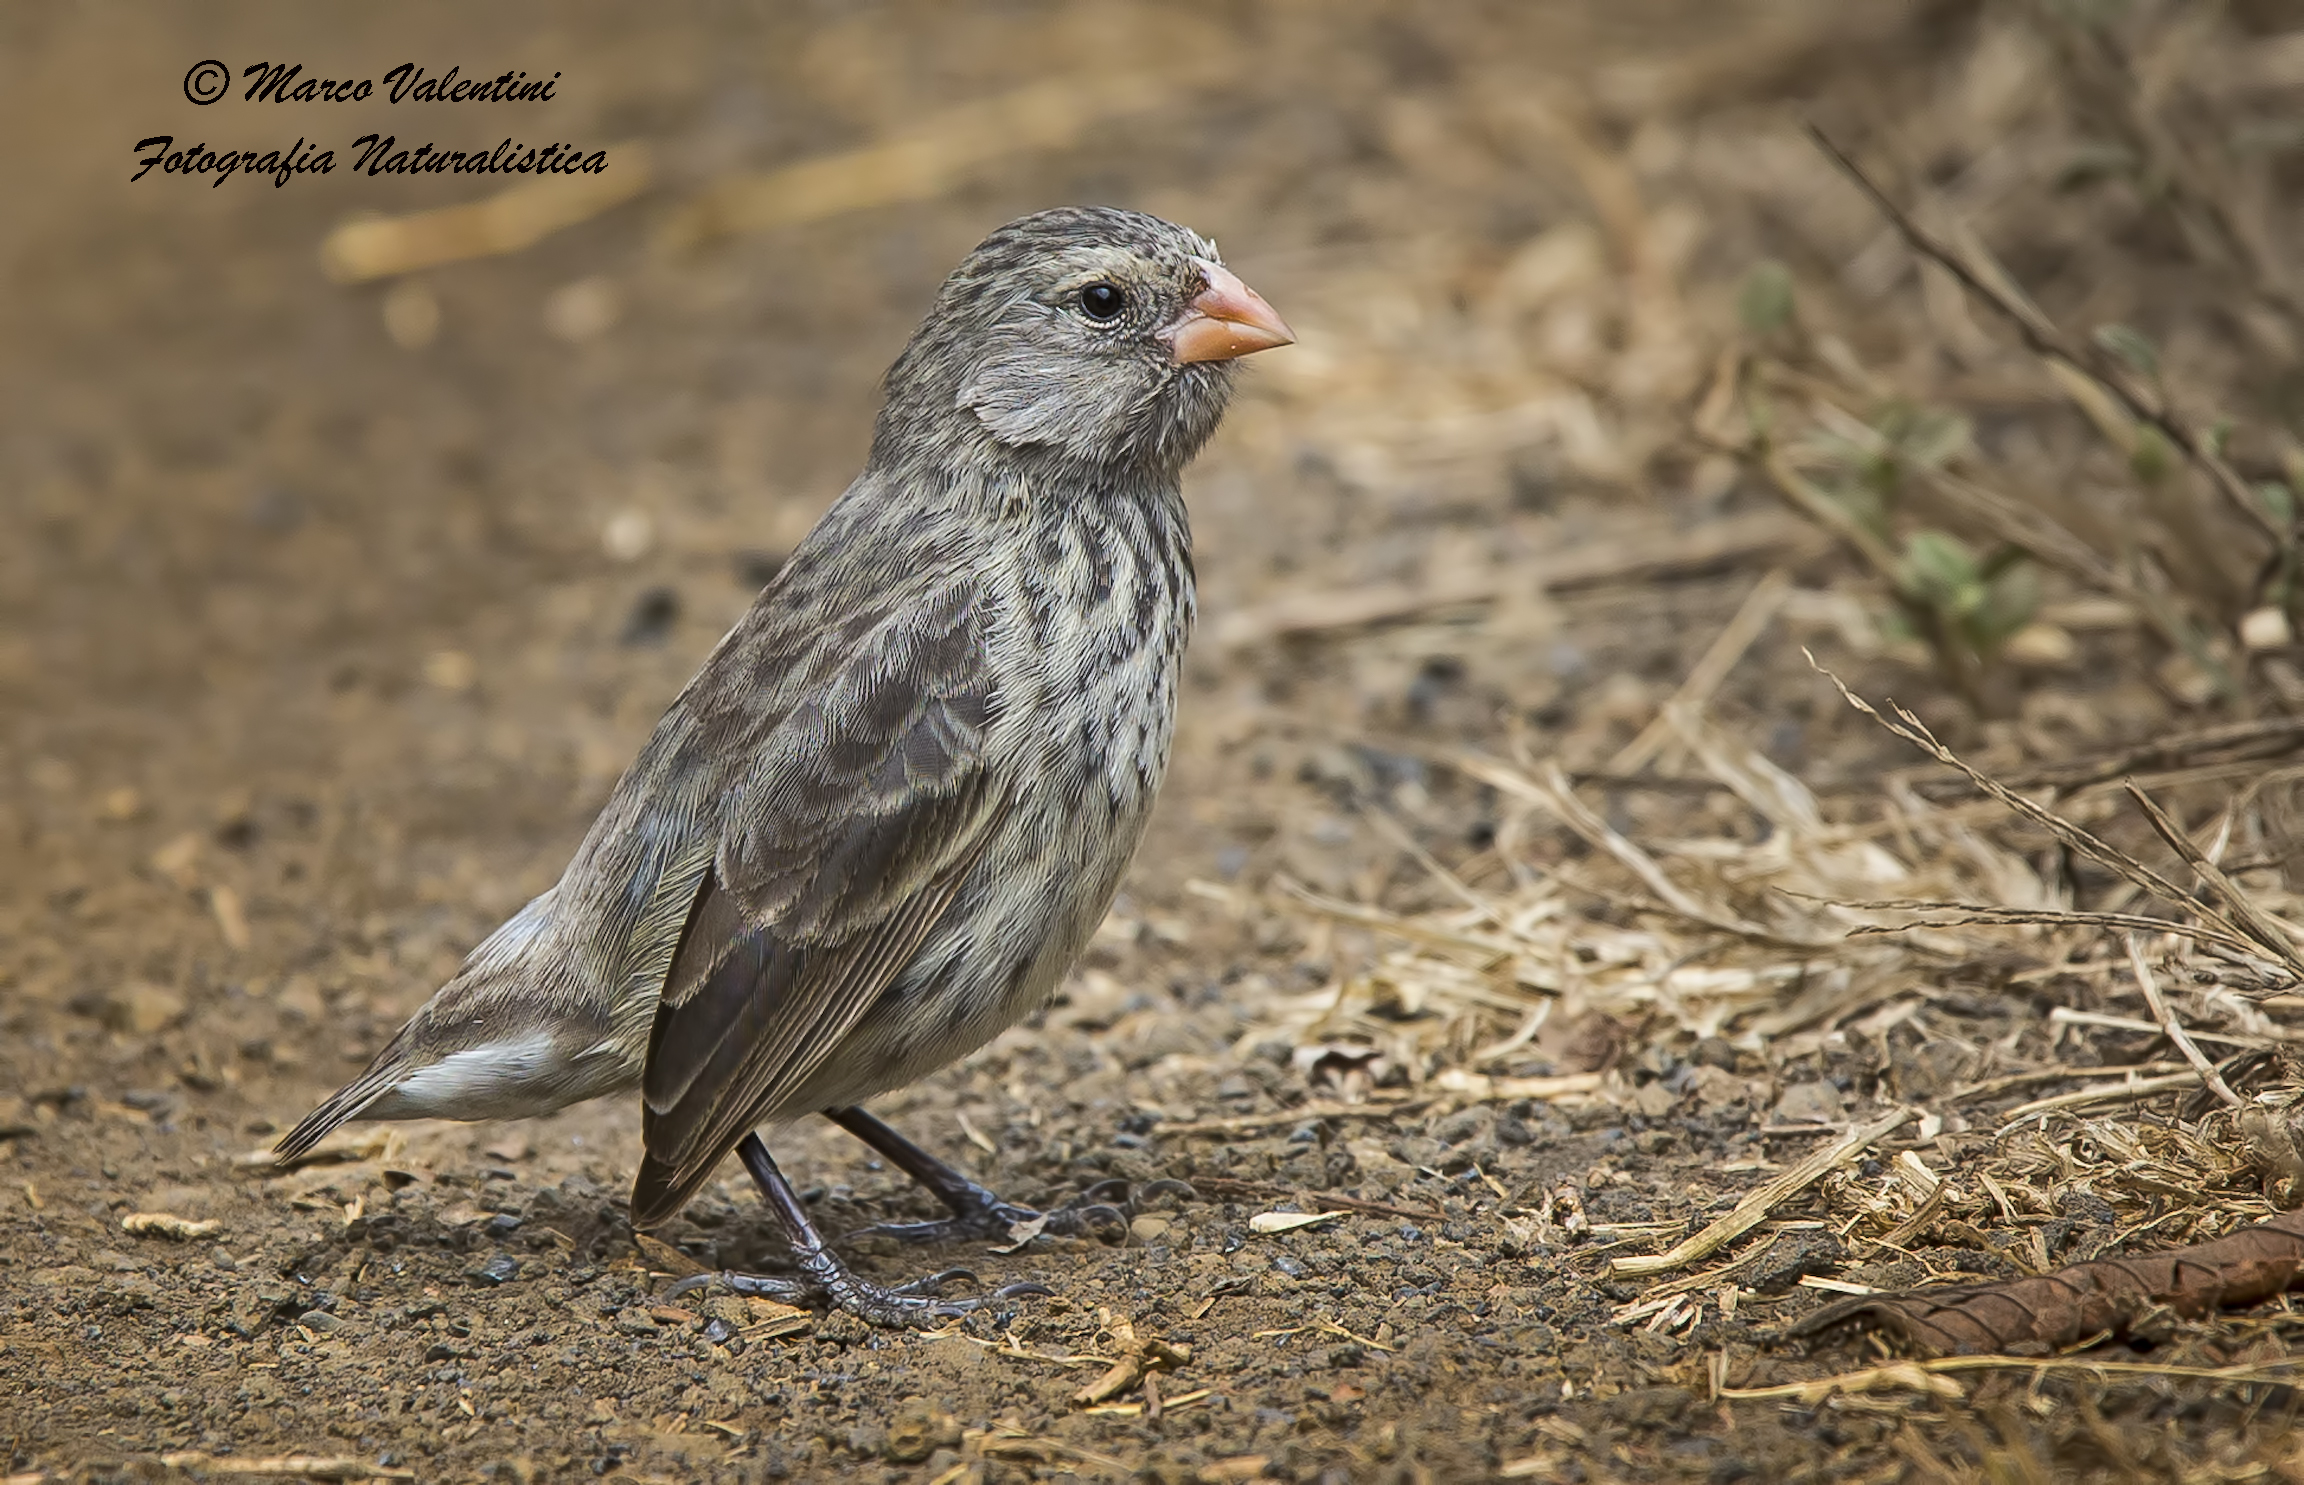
top-left (1794, 1205), bottom-right (2304, 1357)
top-left (1069, 1313), bottom-right (1193, 1410)
top-left (654, 65), bottom-right (1236, 253)
top-left (152, 1455), bottom-right (415, 1482)
top-left (1258, 644), bottom-right (2304, 1365)
top-left (118, 1212), bottom-right (221, 1241)
top-left (22, 0), bottom-right (2304, 1479)
top-left (1611, 1108), bottom-right (1912, 1278)
top-left (319, 145), bottom-right (654, 283)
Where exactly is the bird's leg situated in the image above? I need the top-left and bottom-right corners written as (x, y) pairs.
top-left (827, 1106), bottom-right (1158, 1246)
top-left (665, 1133), bottom-right (1046, 1330)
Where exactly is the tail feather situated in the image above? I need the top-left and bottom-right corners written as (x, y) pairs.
top-left (273, 888), bottom-right (577, 1165)
top-left (273, 1053), bottom-right (402, 1162)
top-left (630, 1147), bottom-right (721, 1231)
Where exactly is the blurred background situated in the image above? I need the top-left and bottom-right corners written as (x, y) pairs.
top-left (11, 1), bottom-right (2304, 1480)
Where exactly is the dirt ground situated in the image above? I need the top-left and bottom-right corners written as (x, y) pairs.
top-left (12, 2), bottom-right (2304, 1481)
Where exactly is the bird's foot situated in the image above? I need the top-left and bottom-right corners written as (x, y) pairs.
top-left (666, 1263), bottom-right (1050, 1331)
top-left (848, 1177), bottom-right (1196, 1248)
top-left (670, 1132), bottom-right (1053, 1331)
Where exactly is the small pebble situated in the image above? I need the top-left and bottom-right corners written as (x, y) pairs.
top-left (601, 510), bottom-right (653, 562)
top-left (883, 1399), bottom-right (962, 1464)
top-left (621, 586), bottom-right (681, 645)
top-left (1773, 1080), bottom-right (1844, 1124)
top-left (2242, 605), bottom-right (2292, 650)
top-left (466, 1255), bottom-right (523, 1287)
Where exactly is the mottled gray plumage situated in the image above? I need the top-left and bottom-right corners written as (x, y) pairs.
top-left (280, 210), bottom-right (1289, 1281)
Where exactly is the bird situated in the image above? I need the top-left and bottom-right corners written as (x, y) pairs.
top-left (277, 205), bottom-right (1292, 1327)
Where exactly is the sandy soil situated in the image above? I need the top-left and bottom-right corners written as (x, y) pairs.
top-left (11, 3), bottom-right (2304, 1482)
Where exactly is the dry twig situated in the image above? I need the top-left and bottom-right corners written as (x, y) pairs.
top-left (1807, 124), bottom-right (2284, 549)
top-left (1210, 513), bottom-right (1817, 653)
top-left (658, 69), bottom-right (1228, 251)
top-left (2129, 934), bottom-right (2243, 1109)
top-left (321, 146), bottom-right (652, 282)
top-left (157, 1456), bottom-right (414, 1482)
top-left (1612, 1108), bottom-right (1912, 1278)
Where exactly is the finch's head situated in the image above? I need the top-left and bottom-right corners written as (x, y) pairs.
top-left (876, 206), bottom-right (1292, 479)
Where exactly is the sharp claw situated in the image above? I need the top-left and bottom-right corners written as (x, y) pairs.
top-left (1075, 1204), bottom-right (1130, 1243)
top-left (844, 1175), bottom-right (1197, 1249)
top-left (667, 1269), bottom-right (824, 1308)
top-left (1070, 1179), bottom-right (1134, 1208)
top-left (1136, 1178), bottom-right (1199, 1206)
top-left (663, 1272), bottom-right (721, 1302)
top-left (661, 1263), bottom-right (1040, 1329)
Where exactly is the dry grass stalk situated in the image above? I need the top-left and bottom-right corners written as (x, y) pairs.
top-left (320, 145), bottom-right (652, 283)
top-left (1610, 1108), bottom-right (1912, 1278)
top-left (1806, 125), bottom-right (2281, 549)
top-left (2129, 935), bottom-right (2243, 1110)
top-left (155, 1456), bottom-right (415, 1482)
top-left (119, 1212), bottom-right (221, 1241)
top-left (656, 68), bottom-right (1228, 252)
top-left (1997, 1070), bottom-right (2204, 1126)
top-left (1607, 568), bottom-right (1793, 776)
top-left (2124, 785), bottom-right (2304, 978)
top-left (1811, 663), bottom-right (2283, 960)
top-left (1209, 513), bottom-right (1815, 654)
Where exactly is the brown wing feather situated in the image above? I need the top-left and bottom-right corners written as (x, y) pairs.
top-left (629, 581), bottom-right (1000, 1227)
top-left (629, 815), bottom-right (996, 1227)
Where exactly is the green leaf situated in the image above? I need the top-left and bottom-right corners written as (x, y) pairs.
top-left (1899, 530), bottom-right (1981, 608)
top-left (2093, 323), bottom-right (2160, 381)
top-left (2233, 120), bottom-right (2304, 157)
top-left (1739, 261), bottom-right (1795, 336)
top-left (2258, 480), bottom-right (2296, 525)
top-left (1826, 478), bottom-right (1891, 542)
top-left (2129, 426), bottom-right (2171, 485)
top-left (1743, 381), bottom-right (1776, 439)
top-left (1897, 408), bottom-right (1972, 471)
top-left (2051, 0), bottom-right (2136, 33)
top-left (2054, 140), bottom-right (2138, 191)
top-left (1973, 556), bottom-right (2042, 649)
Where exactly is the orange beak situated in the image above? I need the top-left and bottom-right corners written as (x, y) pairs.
top-left (1164, 259), bottom-right (1294, 365)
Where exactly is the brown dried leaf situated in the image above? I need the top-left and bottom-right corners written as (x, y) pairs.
top-left (1793, 1207), bottom-right (2304, 1355)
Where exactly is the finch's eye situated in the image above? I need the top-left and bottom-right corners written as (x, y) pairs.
top-left (1078, 282), bottom-right (1126, 322)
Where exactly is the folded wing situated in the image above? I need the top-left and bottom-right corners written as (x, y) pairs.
top-left (628, 579), bottom-right (1001, 1227)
